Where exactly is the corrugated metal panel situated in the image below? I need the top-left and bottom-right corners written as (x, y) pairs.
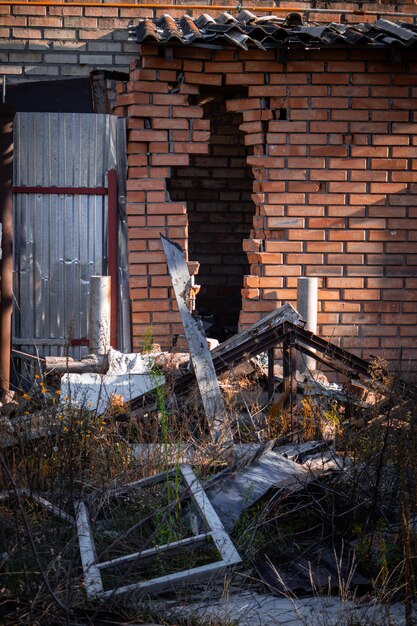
top-left (13, 112), bottom-right (129, 361)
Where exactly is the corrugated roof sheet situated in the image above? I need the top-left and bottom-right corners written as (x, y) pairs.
top-left (129, 11), bottom-right (417, 50)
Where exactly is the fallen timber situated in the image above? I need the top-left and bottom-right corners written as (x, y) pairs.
top-left (161, 235), bottom-right (233, 448)
top-left (130, 306), bottom-right (417, 410)
top-left (130, 302), bottom-right (302, 410)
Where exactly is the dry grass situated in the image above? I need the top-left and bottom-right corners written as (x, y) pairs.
top-left (1, 356), bottom-right (417, 625)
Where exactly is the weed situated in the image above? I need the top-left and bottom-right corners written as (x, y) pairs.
top-left (1, 350), bottom-right (417, 625)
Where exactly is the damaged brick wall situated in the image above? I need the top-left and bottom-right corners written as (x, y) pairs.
top-left (167, 98), bottom-right (254, 332)
top-left (2, 0), bottom-right (417, 85)
top-left (118, 44), bottom-right (417, 371)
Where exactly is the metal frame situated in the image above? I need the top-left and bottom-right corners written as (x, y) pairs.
top-left (130, 302), bottom-right (301, 409)
top-left (131, 308), bottom-right (417, 411)
top-left (13, 186), bottom-right (107, 195)
top-left (74, 464), bottom-right (241, 599)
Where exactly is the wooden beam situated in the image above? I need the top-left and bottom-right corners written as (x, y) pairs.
top-left (161, 236), bottom-right (233, 449)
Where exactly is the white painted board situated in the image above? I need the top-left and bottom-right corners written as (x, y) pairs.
top-left (60, 372), bottom-right (164, 415)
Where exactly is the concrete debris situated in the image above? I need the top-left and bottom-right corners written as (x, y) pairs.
top-left (45, 353), bottom-right (107, 374)
top-left (107, 348), bottom-right (155, 375)
top-left (0, 413), bottom-right (54, 447)
top-left (60, 371), bottom-right (164, 415)
top-left (152, 350), bottom-right (190, 372)
top-left (204, 440), bottom-right (340, 532)
top-left (168, 591), bottom-right (410, 626)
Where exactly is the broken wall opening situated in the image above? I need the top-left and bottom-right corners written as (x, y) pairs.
top-left (167, 88), bottom-right (255, 338)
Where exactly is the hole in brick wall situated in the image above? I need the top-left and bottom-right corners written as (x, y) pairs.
top-left (167, 87), bottom-right (256, 338)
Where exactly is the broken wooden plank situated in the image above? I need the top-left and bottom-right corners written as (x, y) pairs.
top-left (129, 303), bottom-right (303, 409)
top-left (25, 491), bottom-right (74, 525)
top-left (161, 236), bottom-right (233, 449)
top-left (74, 500), bottom-right (104, 598)
top-left (211, 302), bottom-right (301, 360)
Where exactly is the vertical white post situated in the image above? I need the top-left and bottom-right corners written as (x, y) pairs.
top-left (297, 277), bottom-right (318, 373)
top-left (89, 276), bottom-right (111, 355)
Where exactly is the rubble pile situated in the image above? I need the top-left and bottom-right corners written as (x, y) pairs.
top-left (1, 237), bottom-right (417, 625)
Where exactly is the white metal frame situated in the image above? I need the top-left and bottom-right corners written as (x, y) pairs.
top-left (75, 464), bottom-right (241, 598)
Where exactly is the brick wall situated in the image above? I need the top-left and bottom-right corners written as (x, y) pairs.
top-left (1, 0), bottom-right (417, 86)
top-left (1, 3), bottom-right (138, 82)
top-left (1, 0), bottom-right (417, 369)
top-left (167, 97), bottom-right (254, 332)
top-left (119, 44), bottom-right (417, 371)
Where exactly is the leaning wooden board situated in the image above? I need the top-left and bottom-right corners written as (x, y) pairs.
top-left (161, 236), bottom-right (233, 449)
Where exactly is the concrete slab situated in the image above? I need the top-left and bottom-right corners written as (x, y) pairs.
top-left (60, 372), bottom-right (164, 414)
top-left (170, 591), bottom-right (409, 626)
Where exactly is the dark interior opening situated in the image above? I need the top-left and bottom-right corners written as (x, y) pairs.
top-left (167, 88), bottom-right (255, 339)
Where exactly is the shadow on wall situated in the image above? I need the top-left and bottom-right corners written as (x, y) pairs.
top-left (167, 88), bottom-right (255, 337)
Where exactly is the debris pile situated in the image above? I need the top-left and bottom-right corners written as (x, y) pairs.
top-left (1, 236), bottom-right (417, 625)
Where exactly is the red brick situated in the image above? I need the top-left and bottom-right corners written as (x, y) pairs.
top-left (323, 302), bottom-right (361, 312)
top-left (288, 229), bottom-right (325, 240)
top-left (249, 253), bottom-right (284, 265)
top-left (382, 289), bottom-right (417, 301)
top-left (263, 289), bottom-right (297, 300)
top-left (172, 106), bottom-right (203, 119)
top-left (264, 265), bottom-right (302, 276)
top-left (184, 72), bottom-right (222, 85)
top-left (349, 218), bottom-right (386, 229)
top-left (127, 179), bottom-right (165, 191)
top-left (228, 74), bottom-right (265, 85)
top-left (286, 253), bottom-right (323, 264)
top-left (13, 27), bottom-right (41, 37)
top-left (129, 130), bottom-right (167, 142)
top-left (129, 105), bottom-right (169, 117)
top-left (367, 255), bottom-right (405, 266)
top-left (344, 289), bottom-right (380, 300)
top-left (351, 171), bottom-right (388, 182)
top-left (306, 242), bottom-right (343, 253)
top-left (305, 266), bottom-right (343, 277)
top-left (328, 254), bottom-right (364, 264)
top-left (286, 61), bottom-right (325, 72)
top-left (327, 206), bottom-right (366, 217)
top-left (328, 230), bottom-right (366, 241)
top-left (265, 241), bottom-right (303, 252)
top-left (327, 277), bottom-right (364, 288)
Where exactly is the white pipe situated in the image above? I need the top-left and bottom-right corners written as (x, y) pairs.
top-left (297, 277), bottom-right (318, 373)
top-left (89, 276), bottom-right (111, 355)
